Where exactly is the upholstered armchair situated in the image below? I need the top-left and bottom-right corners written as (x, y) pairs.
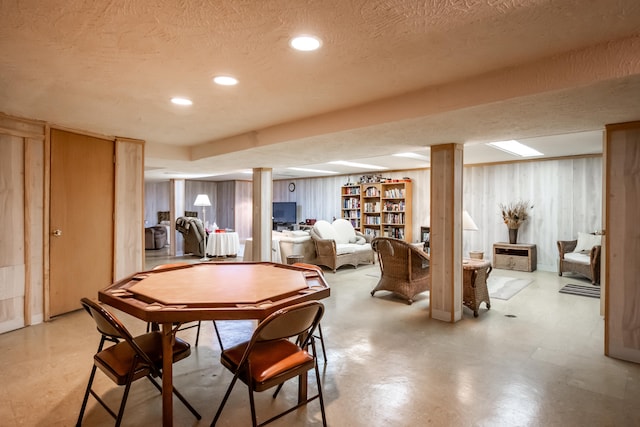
top-left (557, 232), bottom-right (602, 285)
top-left (370, 237), bottom-right (430, 304)
top-left (176, 216), bottom-right (206, 257)
top-left (144, 226), bottom-right (167, 250)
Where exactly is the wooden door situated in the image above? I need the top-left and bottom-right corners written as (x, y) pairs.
top-left (49, 129), bottom-right (114, 316)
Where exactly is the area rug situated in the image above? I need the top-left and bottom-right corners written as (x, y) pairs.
top-left (559, 283), bottom-right (600, 298)
top-left (487, 276), bottom-right (532, 300)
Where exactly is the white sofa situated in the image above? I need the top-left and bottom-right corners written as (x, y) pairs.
top-left (310, 219), bottom-right (375, 272)
top-left (243, 230), bottom-right (316, 263)
top-left (277, 230), bottom-right (317, 264)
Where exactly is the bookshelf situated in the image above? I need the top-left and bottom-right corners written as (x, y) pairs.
top-left (341, 180), bottom-right (412, 242)
top-left (340, 184), bottom-right (361, 228)
top-left (361, 183), bottom-right (382, 238)
top-left (381, 181), bottom-right (412, 241)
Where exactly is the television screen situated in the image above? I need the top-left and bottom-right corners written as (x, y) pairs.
top-left (273, 202), bottom-right (297, 224)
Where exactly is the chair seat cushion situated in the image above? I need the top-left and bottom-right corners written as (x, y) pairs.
top-left (564, 252), bottom-right (590, 264)
top-left (221, 339), bottom-right (313, 383)
top-left (95, 332), bottom-right (191, 385)
top-left (336, 243), bottom-right (372, 255)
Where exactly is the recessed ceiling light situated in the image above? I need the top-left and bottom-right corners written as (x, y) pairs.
top-left (213, 76), bottom-right (238, 86)
top-left (171, 97), bottom-right (192, 106)
top-left (329, 160), bottom-right (388, 170)
top-left (487, 140), bottom-right (543, 157)
top-left (392, 152), bottom-right (431, 161)
top-left (289, 35), bottom-right (322, 51)
top-left (288, 167), bottom-right (338, 174)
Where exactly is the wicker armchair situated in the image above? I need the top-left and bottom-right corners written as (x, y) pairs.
top-left (557, 239), bottom-right (601, 285)
top-left (370, 237), bottom-right (430, 304)
top-left (310, 219), bottom-right (375, 272)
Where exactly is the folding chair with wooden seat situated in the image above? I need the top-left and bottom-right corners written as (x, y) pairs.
top-left (211, 300), bottom-right (327, 427)
top-left (77, 298), bottom-right (201, 427)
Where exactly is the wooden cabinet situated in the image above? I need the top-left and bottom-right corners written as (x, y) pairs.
top-left (340, 184), bottom-right (361, 229)
top-left (493, 243), bottom-right (537, 272)
top-left (341, 180), bottom-right (412, 242)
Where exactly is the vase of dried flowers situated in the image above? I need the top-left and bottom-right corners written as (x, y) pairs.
top-left (499, 200), bottom-right (533, 244)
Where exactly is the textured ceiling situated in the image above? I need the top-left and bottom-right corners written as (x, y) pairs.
top-left (1, 0), bottom-right (640, 181)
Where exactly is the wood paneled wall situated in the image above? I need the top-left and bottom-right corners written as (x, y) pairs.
top-left (273, 170), bottom-right (431, 238)
top-left (144, 181), bottom-right (170, 226)
top-left (185, 180), bottom-right (218, 225)
top-left (144, 155), bottom-right (601, 274)
top-left (233, 181), bottom-right (252, 240)
top-left (463, 156), bottom-right (602, 271)
top-left (215, 181), bottom-right (235, 230)
top-left (1, 113), bottom-right (144, 333)
top-left (272, 156), bottom-right (601, 273)
top-left (0, 115), bottom-right (45, 333)
top-left (114, 138), bottom-right (144, 280)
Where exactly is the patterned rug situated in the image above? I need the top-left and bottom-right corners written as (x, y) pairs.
top-left (487, 276), bottom-right (532, 300)
top-left (559, 283), bottom-right (600, 298)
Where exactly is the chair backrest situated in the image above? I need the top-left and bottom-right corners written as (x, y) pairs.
top-left (372, 237), bottom-right (429, 279)
top-left (157, 211), bottom-right (170, 223)
top-left (81, 298), bottom-right (122, 341)
top-left (331, 219), bottom-right (356, 244)
top-left (253, 301), bottom-right (324, 346)
top-left (311, 220), bottom-right (339, 241)
top-left (80, 298), bottom-right (157, 371)
top-left (372, 237), bottom-right (406, 261)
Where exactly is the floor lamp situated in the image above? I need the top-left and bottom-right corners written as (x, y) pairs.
top-left (194, 194), bottom-right (211, 261)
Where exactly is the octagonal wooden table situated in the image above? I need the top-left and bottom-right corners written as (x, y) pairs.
top-left (99, 261), bottom-right (330, 427)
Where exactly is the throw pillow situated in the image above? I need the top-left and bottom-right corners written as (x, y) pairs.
top-left (574, 232), bottom-right (601, 252)
top-left (332, 218), bottom-right (357, 245)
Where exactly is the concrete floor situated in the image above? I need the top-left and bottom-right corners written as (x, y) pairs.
top-left (2, 254), bottom-right (640, 426)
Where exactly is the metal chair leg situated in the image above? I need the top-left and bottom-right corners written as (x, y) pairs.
top-left (195, 321), bottom-right (202, 347)
top-left (213, 320), bottom-right (225, 350)
top-left (316, 323), bottom-right (327, 362)
top-left (211, 374), bottom-right (240, 426)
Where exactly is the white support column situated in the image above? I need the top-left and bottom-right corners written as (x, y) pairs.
top-left (252, 168), bottom-right (273, 262)
top-left (429, 143), bottom-right (464, 322)
top-left (170, 179), bottom-right (185, 256)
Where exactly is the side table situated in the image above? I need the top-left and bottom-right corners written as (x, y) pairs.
top-left (462, 259), bottom-right (492, 317)
top-left (492, 243), bottom-right (537, 272)
top-left (206, 231), bottom-right (240, 257)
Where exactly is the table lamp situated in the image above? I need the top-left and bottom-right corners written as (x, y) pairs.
top-left (463, 210), bottom-right (483, 259)
top-left (463, 210), bottom-right (478, 231)
top-left (194, 194), bottom-right (211, 261)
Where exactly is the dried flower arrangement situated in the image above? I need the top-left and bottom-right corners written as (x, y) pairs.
top-left (499, 200), bottom-right (533, 229)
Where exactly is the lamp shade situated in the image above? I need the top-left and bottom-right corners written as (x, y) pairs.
top-left (463, 210), bottom-right (479, 231)
top-left (194, 194), bottom-right (211, 207)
